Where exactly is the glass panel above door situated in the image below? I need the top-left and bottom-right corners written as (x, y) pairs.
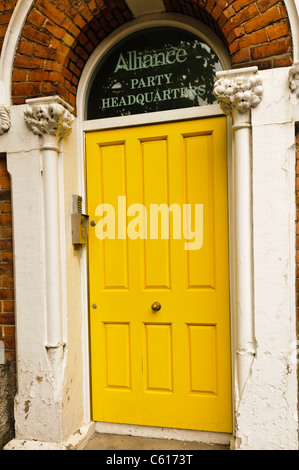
top-left (86, 28), bottom-right (223, 120)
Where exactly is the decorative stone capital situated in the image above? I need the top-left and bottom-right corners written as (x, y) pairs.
top-left (24, 96), bottom-right (74, 140)
top-left (289, 62), bottom-right (299, 98)
top-left (213, 67), bottom-right (263, 117)
top-left (0, 105), bottom-right (11, 135)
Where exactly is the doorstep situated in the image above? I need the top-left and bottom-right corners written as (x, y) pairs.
top-left (82, 433), bottom-right (230, 450)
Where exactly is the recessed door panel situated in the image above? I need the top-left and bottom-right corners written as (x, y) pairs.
top-left (144, 323), bottom-right (173, 393)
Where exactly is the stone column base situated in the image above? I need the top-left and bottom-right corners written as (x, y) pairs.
top-left (4, 422), bottom-right (95, 451)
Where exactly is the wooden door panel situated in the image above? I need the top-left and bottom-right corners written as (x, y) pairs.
top-left (86, 117), bottom-right (232, 432)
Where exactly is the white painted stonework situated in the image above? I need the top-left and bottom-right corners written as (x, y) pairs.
top-left (0, 4), bottom-right (298, 451)
top-left (235, 68), bottom-right (299, 450)
top-left (0, 106), bottom-right (10, 135)
top-left (213, 66), bottom-right (298, 450)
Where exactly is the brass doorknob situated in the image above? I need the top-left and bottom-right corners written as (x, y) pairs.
top-left (151, 302), bottom-right (161, 312)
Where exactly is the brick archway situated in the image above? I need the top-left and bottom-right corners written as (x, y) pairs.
top-left (11, 0), bottom-right (292, 111)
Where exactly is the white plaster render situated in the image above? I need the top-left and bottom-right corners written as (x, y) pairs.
top-left (214, 66), bottom-right (297, 450)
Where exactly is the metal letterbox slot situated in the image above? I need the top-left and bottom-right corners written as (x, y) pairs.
top-left (72, 195), bottom-right (89, 245)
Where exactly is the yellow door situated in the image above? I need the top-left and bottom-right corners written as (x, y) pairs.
top-left (86, 117), bottom-right (232, 432)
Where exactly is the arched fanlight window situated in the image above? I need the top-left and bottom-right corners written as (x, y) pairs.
top-left (86, 27), bottom-right (222, 120)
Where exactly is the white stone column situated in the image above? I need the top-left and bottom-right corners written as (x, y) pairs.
top-left (214, 66), bottom-right (263, 409)
top-left (24, 97), bottom-right (73, 361)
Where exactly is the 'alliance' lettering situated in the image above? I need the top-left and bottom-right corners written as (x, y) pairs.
top-left (114, 48), bottom-right (188, 72)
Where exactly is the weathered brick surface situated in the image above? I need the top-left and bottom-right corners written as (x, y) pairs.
top-left (0, 362), bottom-right (15, 449)
top-left (12, 0), bottom-right (133, 109)
top-left (0, 154), bottom-right (15, 449)
top-left (0, 156), bottom-right (15, 368)
top-left (0, 154), bottom-right (15, 450)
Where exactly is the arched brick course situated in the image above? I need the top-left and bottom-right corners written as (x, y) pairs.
top-left (12, 0), bottom-right (133, 109)
top-left (163, 0), bottom-right (292, 68)
top-left (11, 0), bottom-right (293, 111)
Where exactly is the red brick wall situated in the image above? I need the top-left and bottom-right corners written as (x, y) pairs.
top-left (0, 153), bottom-right (15, 450)
top-left (0, 156), bottom-right (15, 373)
top-left (163, 0), bottom-right (292, 69)
top-left (11, 0), bottom-right (292, 111)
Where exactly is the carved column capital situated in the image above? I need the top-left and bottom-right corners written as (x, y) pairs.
top-left (213, 67), bottom-right (264, 117)
top-left (0, 105), bottom-right (11, 135)
top-left (24, 97), bottom-right (74, 140)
